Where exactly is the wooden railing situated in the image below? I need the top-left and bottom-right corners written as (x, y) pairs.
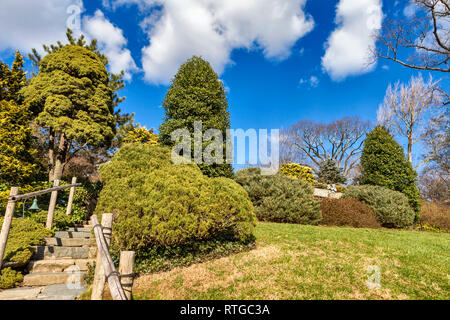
top-left (91, 214), bottom-right (135, 300)
top-left (0, 177), bottom-right (81, 269)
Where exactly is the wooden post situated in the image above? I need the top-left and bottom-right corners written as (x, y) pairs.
top-left (65, 177), bottom-right (77, 215)
top-left (91, 213), bottom-right (113, 300)
top-left (0, 187), bottom-right (19, 269)
top-left (91, 214), bottom-right (127, 300)
top-left (119, 251), bottom-right (135, 300)
top-left (46, 180), bottom-right (60, 229)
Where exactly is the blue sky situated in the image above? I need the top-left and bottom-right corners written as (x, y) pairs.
top-left (0, 0), bottom-right (445, 163)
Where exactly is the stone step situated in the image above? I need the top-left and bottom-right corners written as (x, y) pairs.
top-left (23, 272), bottom-right (87, 287)
top-left (36, 284), bottom-right (88, 300)
top-left (32, 246), bottom-right (97, 260)
top-left (68, 227), bottom-right (92, 232)
top-left (28, 259), bottom-right (96, 273)
top-left (54, 231), bottom-right (92, 239)
top-left (45, 237), bottom-right (95, 247)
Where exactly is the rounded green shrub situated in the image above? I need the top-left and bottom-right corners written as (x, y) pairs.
top-left (343, 185), bottom-right (415, 228)
top-left (0, 267), bottom-right (24, 289)
top-left (95, 144), bottom-right (256, 254)
top-left (0, 218), bottom-right (51, 268)
top-left (234, 168), bottom-right (322, 225)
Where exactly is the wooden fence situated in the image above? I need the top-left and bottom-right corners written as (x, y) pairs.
top-left (91, 214), bottom-right (135, 300)
top-left (0, 177), bottom-right (80, 269)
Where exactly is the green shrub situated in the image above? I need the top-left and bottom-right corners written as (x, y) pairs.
top-left (0, 218), bottom-right (51, 268)
top-left (344, 185), bottom-right (415, 228)
top-left (132, 238), bottom-right (255, 274)
top-left (27, 207), bottom-right (77, 231)
top-left (319, 198), bottom-right (381, 228)
top-left (279, 163), bottom-right (316, 182)
top-left (0, 268), bottom-right (24, 289)
top-left (95, 144), bottom-right (256, 258)
top-left (234, 168), bottom-right (322, 225)
top-left (360, 127), bottom-right (421, 216)
top-left (317, 159), bottom-right (346, 184)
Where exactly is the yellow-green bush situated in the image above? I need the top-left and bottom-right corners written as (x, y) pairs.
top-left (0, 218), bottom-right (51, 268)
top-left (27, 208), bottom-right (77, 231)
top-left (0, 267), bottom-right (23, 289)
top-left (279, 163), bottom-right (316, 182)
top-left (95, 144), bottom-right (256, 254)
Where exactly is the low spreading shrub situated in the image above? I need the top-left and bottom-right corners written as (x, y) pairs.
top-left (319, 198), bottom-right (381, 228)
top-left (131, 238), bottom-right (255, 274)
top-left (344, 185), bottom-right (415, 228)
top-left (0, 218), bottom-right (51, 268)
top-left (279, 163), bottom-right (316, 182)
top-left (0, 267), bottom-right (24, 289)
top-left (417, 202), bottom-right (450, 232)
top-left (27, 207), bottom-right (77, 231)
top-left (234, 168), bottom-right (322, 225)
top-left (95, 144), bottom-right (256, 269)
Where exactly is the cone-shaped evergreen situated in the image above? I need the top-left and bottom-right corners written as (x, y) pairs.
top-left (360, 126), bottom-right (421, 216)
top-left (159, 56), bottom-right (233, 178)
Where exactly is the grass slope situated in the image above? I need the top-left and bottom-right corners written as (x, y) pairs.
top-left (133, 223), bottom-right (450, 300)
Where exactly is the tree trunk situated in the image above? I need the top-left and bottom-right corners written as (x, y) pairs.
top-left (48, 129), bottom-right (55, 182)
top-left (51, 132), bottom-right (69, 182)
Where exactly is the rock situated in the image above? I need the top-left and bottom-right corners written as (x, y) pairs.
top-left (314, 188), bottom-right (329, 198)
top-left (45, 237), bottom-right (94, 247)
top-left (32, 246), bottom-right (91, 260)
top-left (28, 259), bottom-right (75, 273)
top-left (36, 284), bottom-right (87, 300)
top-left (55, 231), bottom-right (92, 238)
top-left (23, 272), bottom-right (86, 287)
top-left (0, 287), bottom-right (43, 300)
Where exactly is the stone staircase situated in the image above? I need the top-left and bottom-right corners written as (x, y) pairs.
top-left (0, 224), bottom-right (97, 300)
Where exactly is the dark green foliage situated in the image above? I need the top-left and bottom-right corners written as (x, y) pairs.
top-left (361, 127), bottom-right (421, 217)
top-left (159, 56), bottom-right (233, 178)
top-left (319, 198), bottom-right (382, 228)
top-left (0, 267), bottom-right (23, 289)
top-left (95, 143), bottom-right (256, 256)
top-left (234, 168), bottom-right (322, 225)
top-left (130, 238), bottom-right (255, 274)
top-left (0, 218), bottom-right (51, 268)
top-left (344, 185), bottom-right (416, 228)
top-left (317, 159), bottom-right (347, 185)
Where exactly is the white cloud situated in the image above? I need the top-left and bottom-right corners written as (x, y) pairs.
top-left (109, 0), bottom-right (314, 85)
top-left (299, 75), bottom-right (320, 88)
top-left (321, 0), bottom-right (383, 81)
top-left (0, 1), bottom-right (136, 80)
top-left (0, 0), bottom-right (81, 53)
top-left (83, 10), bottom-right (138, 80)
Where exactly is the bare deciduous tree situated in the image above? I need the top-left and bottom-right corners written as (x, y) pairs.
top-left (377, 74), bottom-right (443, 169)
top-left (423, 106), bottom-right (449, 172)
top-left (282, 117), bottom-right (371, 177)
top-left (372, 0), bottom-right (449, 74)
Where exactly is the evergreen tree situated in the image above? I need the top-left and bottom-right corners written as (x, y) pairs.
top-left (0, 51), bottom-right (27, 104)
top-left (360, 126), bottom-right (421, 215)
top-left (159, 56), bottom-right (233, 178)
top-left (317, 159), bottom-right (347, 185)
top-left (0, 52), bottom-right (39, 185)
top-left (22, 45), bottom-right (116, 182)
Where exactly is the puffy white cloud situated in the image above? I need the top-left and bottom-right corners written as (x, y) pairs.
top-left (321, 0), bottom-right (383, 81)
top-left (0, 1), bottom-right (136, 80)
top-left (0, 0), bottom-right (81, 53)
top-left (83, 10), bottom-right (138, 80)
top-left (109, 0), bottom-right (314, 84)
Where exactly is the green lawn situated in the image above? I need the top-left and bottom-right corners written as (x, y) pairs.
top-left (132, 223), bottom-right (450, 300)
